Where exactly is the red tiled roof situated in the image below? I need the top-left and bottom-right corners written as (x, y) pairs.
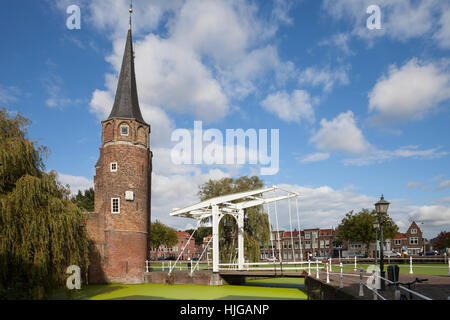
top-left (393, 233), bottom-right (406, 239)
top-left (177, 231), bottom-right (191, 238)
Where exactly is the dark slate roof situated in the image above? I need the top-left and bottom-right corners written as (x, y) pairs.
top-left (108, 29), bottom-right (146, 124)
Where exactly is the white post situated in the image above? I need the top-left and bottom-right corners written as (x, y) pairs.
top-left (409, 256), bottom-right (413, 274)
top-left (169, 261), bottom-right (172, 271)
top-left (339, 262), bottom-right (343, 289)
top-left (354, 256), bottom-right (357, 271)
top-left (316, 260), bottom-right (319, 279)
top-left (212, 205), bottom-right (220, 273)
top-left (238, 209), bottom-right (245, 271)
top-left (326, 262), bottom-right (330, 283)
top-left (190, 260), bottom-right (193, 274)
top-left (308, 260), bottom-right (311, 276)
top-left (329, 258), bottom-right (332, 272)
top-left (145, 260), bottom-right (149, 273)
top-left (162, 261), bottom-right (165, 271)
top-left (359, 268), bottom-right (364, 297)
top-left (448, 259), bottom-right (450, 277)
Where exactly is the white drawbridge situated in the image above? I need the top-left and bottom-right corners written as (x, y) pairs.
top-left (170, 186), bottom-right (299, 273)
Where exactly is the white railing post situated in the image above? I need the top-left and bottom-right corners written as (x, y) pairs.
top-left (162, 261), bottom-right (165, 271)
top-left (359, 268), bottom-right (364, 297)
top-left (169, 260), bottom-right (172, 271)
top-left (448, 259), bottom-right (450, 277)
top-left (316, 261), bottom-right (319, 279)
top-left (329, 257), bottom-right (332, 272)
top-left (339, 262), bottom-right (343, 289)
top-left (326, 262), bottom-right (330, 283)
top-left (354, 256), bottom-right (357, 271)
top-left (308, 260), bottom-right (311, 276)
top-left (145, 260), bottom-right (149, 273)
top-left (409, 256), bottom-right (413, 274)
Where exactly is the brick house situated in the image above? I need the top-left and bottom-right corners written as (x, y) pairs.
top-left (149, 231), bottom-right (197, 260)
top-left (260, 228), bottom-right (338, 261)
top-left (391, 221), bottom-right (424, 256)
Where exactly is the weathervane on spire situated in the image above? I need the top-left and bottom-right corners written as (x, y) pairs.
top-left (129, 0), bottom-right (133, 30)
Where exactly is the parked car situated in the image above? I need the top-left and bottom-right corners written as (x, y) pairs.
top-left (354, 253), bottom-right (368, 258)
top-left (313, 256), bottom-right (331, 261)
top-left (419, 251), bottom-right (439, 256)
top-left (384, 251), bottom-right (402, 257)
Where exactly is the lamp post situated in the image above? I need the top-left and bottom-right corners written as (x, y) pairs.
top-left (373, 221), bottom-right (379, 268)
top-left (375, 195), bottom-right (390, 291)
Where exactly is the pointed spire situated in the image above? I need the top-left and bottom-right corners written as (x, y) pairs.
top-left (108, 3), bottom-right (146, 124)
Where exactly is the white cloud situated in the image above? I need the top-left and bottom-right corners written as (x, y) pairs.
top-left (409, 205), bottom-right (450, 227)
top-left (310, 111), bottom-right (371, 154)
top-left (87, 0), bottom-right (295, 129)
top-left (299, 65), bottom-right (350, 92)
top-left (322, 0), bottom-right (447, 47)
top-left (437, 180), bottom-right (450, 191)
top-left (406, 182), bottom-right (430, 191)
top-left (319, 32), bottom-right (354, 56)
top-left (299, 152), bottom-right (330, 164)
top-left (433, 6), bottom-right (450, 49)
top-left (151, 168), bottom-right (230, 229)
top-left (269, 184), bottom-right (444, 239)
top-left (260, 90), bottom-right (316, 124)
top-left (343, 145), bottom-right (448, 166)
top-left (57, 173), bottom-right (93, 195)
top-left (368, 58), bottom-right (450, 124)
top-left (0, 84), bottom-right (20, 105)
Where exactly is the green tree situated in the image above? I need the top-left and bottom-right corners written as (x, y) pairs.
top-left (149, 220), bottom-right (178, 250)
top-left (198, 176), bottom-right (270, 262)
top-left (71, 187), bottom-right (94, 212)
top-left (0, 108), bottom-right (89, 299)
top-left (185, 226), bottom-right (212, 246)
top-left (431, 231), bottom-right (450, 251)
top-left (337, 208), bottom-right (398, 255)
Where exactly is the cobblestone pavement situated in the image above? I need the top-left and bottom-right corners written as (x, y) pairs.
top-left (315, 270), bottom-right (450, 300)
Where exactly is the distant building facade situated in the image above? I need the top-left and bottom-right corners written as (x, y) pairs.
top-left (150, 231), bottom-right (198, 260)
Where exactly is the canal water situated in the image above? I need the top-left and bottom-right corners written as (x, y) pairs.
top-left (51, 277), bottom-right (308, 300)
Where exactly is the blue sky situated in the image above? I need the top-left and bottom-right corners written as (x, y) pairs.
top-left (1, 0), bottom-right (449, 239)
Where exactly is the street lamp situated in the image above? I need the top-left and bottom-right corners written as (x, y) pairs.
top-left (373, 221), bottom-right (379, 268)
top-left (375, 194), bottom-right (390, 290)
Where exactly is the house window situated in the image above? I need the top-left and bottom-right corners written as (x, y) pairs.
top-left (120, 125), bottom-right (129, 136)
top-left (111, 198), bottom-right (120, 214)
top-left (410, 237), bottom-right (419, 245)
top-left (394, 239), bottom-right (402, 245)
top-left (305, 232), bottom-right (311, 239)
top-left (110, 162), bottom-right (118, 172)
top-left (411, 229), bottom-right (417, 234)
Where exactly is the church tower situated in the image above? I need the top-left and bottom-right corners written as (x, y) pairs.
top-left (86, 6), bottom-right (152, 284)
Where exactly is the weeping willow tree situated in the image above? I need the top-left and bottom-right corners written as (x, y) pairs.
top-left (0, 108), bottom-right (89, 299)
top-left (198, 176), bottom-right (271, 263)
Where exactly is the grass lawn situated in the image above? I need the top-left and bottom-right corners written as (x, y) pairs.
top-left (50, 277), bottom-right (307, 300)
top-left (339, 264), bottom-right (449, 276)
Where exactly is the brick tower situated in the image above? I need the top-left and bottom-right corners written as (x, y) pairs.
top-left (86, 14), bottom-right (152, 284)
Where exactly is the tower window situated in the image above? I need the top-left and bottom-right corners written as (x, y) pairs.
top-left (111, 198), bottom-right (120, 214)
top-left (120, 125), bottom-right (129, 136)
top-left (110, 162), bottom-right (118, 172)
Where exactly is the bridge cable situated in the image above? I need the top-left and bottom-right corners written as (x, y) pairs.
top-left (274, 200), bottom-right (282, 262)
top-left (295, 197), bottom-right (303, 262)
top-left (288, 198), bottom-right (296, 262)
top-left (266, 203), bottom-right (276, 261)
